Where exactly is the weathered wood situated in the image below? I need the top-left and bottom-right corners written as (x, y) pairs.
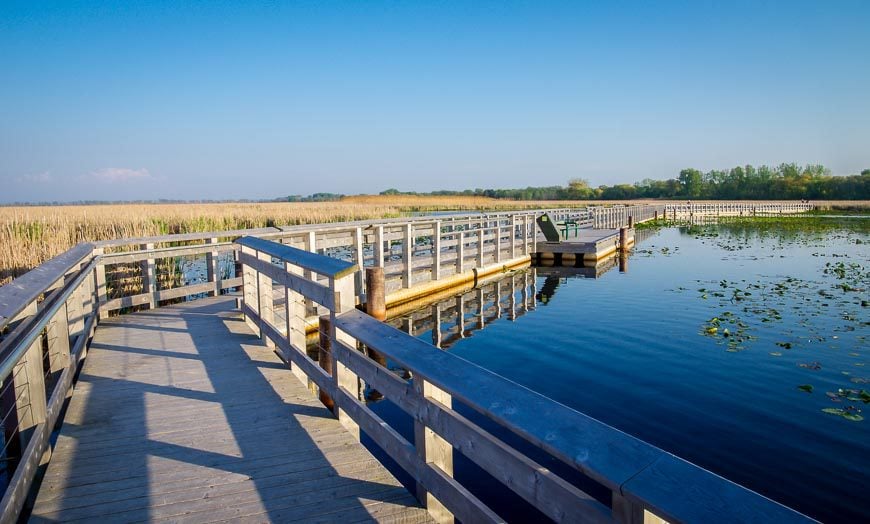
top-left (365, 267), bottom-right (387, 321)
top-left (238, 251), bottom-right (336, 310)
top-left (94, 227), bottom-right (280, 248)
top-left (236, 236), bottom-right (357, 279)
top-left (0, 243), bottom-right (93, 331)
top-left (30, 297), bottom-right (428, 523)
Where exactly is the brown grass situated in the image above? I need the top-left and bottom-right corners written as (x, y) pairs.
top-left (4, 196), bottom-right (864, 287)
top-left (0, 197), bottom-right (580, 286)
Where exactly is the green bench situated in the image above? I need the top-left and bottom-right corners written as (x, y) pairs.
top-left (536, 214), bottom-right (580, 242)
top-left (558, 219), bottom-right (580, 238)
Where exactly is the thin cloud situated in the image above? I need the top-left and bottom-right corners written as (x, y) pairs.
top-left (89, 167), bottom-right (152, 183)
top-left (15, 171), bottom-right (52, 184)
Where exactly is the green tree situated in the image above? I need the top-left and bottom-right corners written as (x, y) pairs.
top-left (678, 168), bottom-right (703, 198)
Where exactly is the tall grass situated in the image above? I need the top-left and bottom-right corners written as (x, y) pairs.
top-left (0, 196), bottom-right (577, 285)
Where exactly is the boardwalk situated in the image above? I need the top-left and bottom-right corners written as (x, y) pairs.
top-left (30, 296), bottom-right (430, 523)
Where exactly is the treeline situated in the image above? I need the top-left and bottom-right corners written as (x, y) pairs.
top-left (380, 164), bottom-right (870, 200)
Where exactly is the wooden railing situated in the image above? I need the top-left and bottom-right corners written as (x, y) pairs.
top-left (0, 245), bottom-right (100, 522)
top-left (235, 235), bottom-right (811, 524)
top-left (91, 209), bottom-right (587, 317)
top-left (590, 202), bottom-right (814, 229)
top-left (0, 205), bottom-right (817, 521)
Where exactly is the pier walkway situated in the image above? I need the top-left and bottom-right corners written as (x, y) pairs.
top-left (31, 296), bottom-right (430, 523)
top-left (1, 205), bottom-right (815, 523)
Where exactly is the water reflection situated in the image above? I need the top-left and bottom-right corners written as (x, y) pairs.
top-left (386, 270), bottom-right (537, 350)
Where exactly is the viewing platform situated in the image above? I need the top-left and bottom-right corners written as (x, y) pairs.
top-left (0, 203), bottom-right (814, 523)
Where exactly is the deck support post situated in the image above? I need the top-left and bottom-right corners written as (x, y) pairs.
top-left (365, 267), bottom-right (386, 321)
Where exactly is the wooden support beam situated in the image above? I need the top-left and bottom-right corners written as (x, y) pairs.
top-left (205, 237), bottom-right (219, 297)
top-left (414, 376), bottom-right (455, 523)
top-left (433, 220), bottom-right (442, 281)
top-left (403, 223), bottom-right (413, 289)
top-left (140, 243), bottom-right (156, 309)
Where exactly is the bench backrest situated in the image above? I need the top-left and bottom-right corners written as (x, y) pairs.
top-left (536, 214), bottom-right (561, 242)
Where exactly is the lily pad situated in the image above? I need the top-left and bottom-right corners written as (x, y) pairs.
top-left (798, 384), bottom-right (814, 393)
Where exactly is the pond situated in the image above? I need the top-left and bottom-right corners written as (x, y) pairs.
top-left (366, 216), bottom-right (869, 523)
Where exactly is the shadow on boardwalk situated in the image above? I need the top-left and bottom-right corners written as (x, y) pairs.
top-left (30, 296), bottom-right (430, 523)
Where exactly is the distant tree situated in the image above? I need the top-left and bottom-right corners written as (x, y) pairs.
top-left (678, 168), bottom-right (703, 198)
top-left (380, 188), bottom-right (401, 195)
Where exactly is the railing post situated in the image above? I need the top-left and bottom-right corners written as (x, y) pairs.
top-left (432, 221), bottom-right (442, 281)
top-left (141, 243), bottom-right (156, 309)
top-left (331, 271), bottom-right (361, 438)
top-left (403, 223), bottom-right (413, 289)
top-left (511, 215), bottom-right (518, 259)
top-left (240, 246), bottom-right (260, 336)
top-left (414, 375), bottom-right (454, 523)
top-left (66, 266), bottom-right (84, 340)
top-left (456, 231), bottom-right (465, 274)
top-left (495, 220), bottom-right (502, 263)
top-left (47, 303), bottom-right (71, 376)
top-left (94, 248), bottom-right (108, 319)
top-left (14, 330), bottom-right (48, 440)
top-left (477, 228), bottom-right (485, 268)
top-left (256, 250), bottom-right (275, 348)
top-left (318, 314), bottom-right (335, 411)
top-left (206, 237), bottom-right (219, 296)
top-left (354, 227), bottom-right (365, 293)
top-left (374, 225), bottom-right (385, 268)
top-left (285, 260), bottom-right (309, 388)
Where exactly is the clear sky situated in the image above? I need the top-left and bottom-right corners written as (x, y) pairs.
top-left (2, 1), bottom-right (868, 203)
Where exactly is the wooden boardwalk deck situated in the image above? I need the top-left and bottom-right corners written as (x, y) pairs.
top-left (30, 296), bottom-right (431, 523)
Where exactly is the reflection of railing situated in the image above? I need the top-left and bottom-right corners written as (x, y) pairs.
top-left (388, 270), bottom-right (537, 349)
top-left (0, 244), bottom-right (100, 520)
top-left (235, 235), bottom-right (808, 524)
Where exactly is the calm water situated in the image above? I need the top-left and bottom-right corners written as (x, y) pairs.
top-left (368, 218), bottom-right (869, 523)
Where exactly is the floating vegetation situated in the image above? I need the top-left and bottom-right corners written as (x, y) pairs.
top-left (664, 217), bottom-right (870, 425)
top-left (821, 407), bottom-right (864, 422)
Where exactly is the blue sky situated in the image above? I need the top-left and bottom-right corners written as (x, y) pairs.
top-left (1, 1), bottom-right (868, 202)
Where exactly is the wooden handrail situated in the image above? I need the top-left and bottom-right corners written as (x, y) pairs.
top-left (235, 236), bottom-right (812, 524)
top-left (0, 243), bottom-right (94, 331)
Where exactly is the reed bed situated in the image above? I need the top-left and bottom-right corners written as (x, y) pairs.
top-left (0, 197), bottom-right (577, 286)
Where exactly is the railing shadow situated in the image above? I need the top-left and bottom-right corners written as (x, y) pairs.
top-left (30, 296), bottom-right (421, 522)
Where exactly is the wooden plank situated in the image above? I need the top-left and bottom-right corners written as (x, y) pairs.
top-left (236, 236), bottom-right (357, 279)
top-left (0, 243), bottom-right (93, 331)
top-left (30, 296), bottom-right (427, 523)
top-left (620, 454), bottom-right (810, 523)
top-left (99, 242), bottom-right (236, 265)
top-left (238, 252), bottom-right (335, 310)
top-left (335, 309), bottom-right (662, 491)
top-left (94, 227), bottom-right (280, 248)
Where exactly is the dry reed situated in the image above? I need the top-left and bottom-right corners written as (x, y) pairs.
top-left (0, 196), bottom-right (578, 286)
